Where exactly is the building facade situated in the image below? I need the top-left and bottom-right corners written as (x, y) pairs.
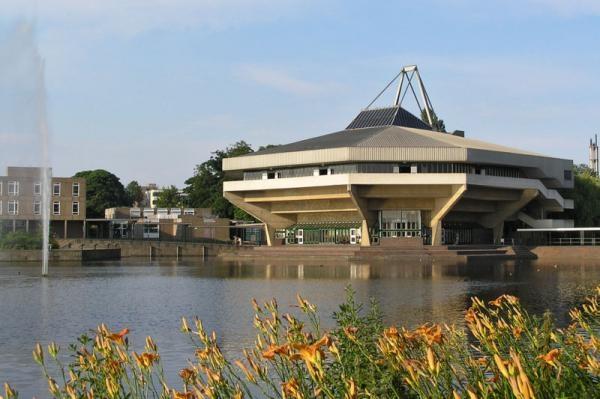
top-left (0, 167), bottom-right (86, 238)
top-left (89, 207), bottom-right (230, 242)
top-left (223, 106), bottom-right (574, 247)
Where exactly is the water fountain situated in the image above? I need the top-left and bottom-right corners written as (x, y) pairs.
top-left (0, 22), bottom-right (52, 276)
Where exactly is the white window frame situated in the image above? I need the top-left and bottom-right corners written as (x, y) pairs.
top-left (72, 201), bottom-right (79, 215)
top-left (53, 182), bottom-right (61, 196)
top-left (53, 201), bottom-right (61, 215)
top-left (34, 182), bottom-right (42, 196)
top-left (8, 181), bottom-right (19, 196)
top-left (72, 182), bottom-right (80, 197)
top-left (33, 201), bottom-right (41, 215)
top-left (0, 200), bottom-right (2, 215)
top-left (8, 200), bottom-right (18, 215)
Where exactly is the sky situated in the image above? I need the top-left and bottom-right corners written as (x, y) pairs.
top-left (1, 0), bottom-right (599, 187)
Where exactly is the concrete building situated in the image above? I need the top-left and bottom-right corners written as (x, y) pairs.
top-left (0, 167), bottom-right (86, 238)
top-left (223, 105), bottom-right (574, 247)
top-left (86, 207), bottom-right (230, 242)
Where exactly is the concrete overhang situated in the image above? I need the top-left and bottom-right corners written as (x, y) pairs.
top-left (224, 173), bottom-right (567, 210)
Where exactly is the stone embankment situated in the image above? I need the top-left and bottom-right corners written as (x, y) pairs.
top-left (3, 239), bottom-right (598, 262)
top-left (0, 248), bottom-right (120, 262)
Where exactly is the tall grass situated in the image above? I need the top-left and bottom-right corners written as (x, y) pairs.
top-left (2, 286), bottom-right (599, 398)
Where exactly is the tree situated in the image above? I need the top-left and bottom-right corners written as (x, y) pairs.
top-left (74, 170), bottom-right (128, 218)
top-left (184, 141), bottom-right (254, 218)
top-left (257, 144), bottom-right (280, 152)
top-left (572, 164), bottom-right (600, 227)
top-left (125, 180), bottom-right (144, 206)
top-left (156, 185), bottom-right (182, 208)
top-left (421, 108), bottom-right (446, 133)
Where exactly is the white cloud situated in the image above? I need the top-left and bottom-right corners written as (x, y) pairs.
top-left (1, 0), bottom-right (316, 37)
top-left (235, 64), bottom-right (339, 96)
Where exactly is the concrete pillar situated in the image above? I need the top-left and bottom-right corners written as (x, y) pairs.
top-left (83, 220), bottom-right (87, 239)
top-left (493, 223), bottom-right (504, 245)
top-left (264, 224), bottom-right (290, 246)
top-left (25, 220), bottom-right (29, 233)
top-left (64, 220), bottom-right (68, 239)
top-left (223, 192), bottom-right (295, 247)
top-left (430, 185), bottom-right (467, 246)
top-left (431, 220), bottom-right (443, 246)
top-left (348, 185), bottom-right (375, 247)
top-left (360, 219), bottom-right (371, 247)
top-left (12, 219), bottom-right (16, 232)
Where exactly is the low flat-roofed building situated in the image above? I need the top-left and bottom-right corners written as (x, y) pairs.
top-left (223, 105), bottom-right (574, 247)
top-left (91, 207), bottom-right (230, 242)
top-left (0, 166), bottom-right (86, 238)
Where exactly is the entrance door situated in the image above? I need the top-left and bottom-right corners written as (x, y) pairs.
top-left (297, 229), bottom-right (304, 245)
top-left (350, 228), bottom-right (357, 245)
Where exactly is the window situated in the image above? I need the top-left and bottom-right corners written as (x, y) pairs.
top-left (34, 182), bottom-right (42, 196)
top-left (267, 172), bottom-right (276, 179)
top-left (8, 200), bottom-right (18, 215)
top-left (319, 168), bottom-right (328, 176)
top-left (53, 183), bottom-right (61, 196)
top-left (33, 201), bottom-right (41, 215)
top-left (72, 182), bottom-right (80, 197)
top-left (53, 201), bottom-right (61, 215)
top-left (8, 181), bottom-right (19, 196)
top-left (72, 202), bottom-right (79, 215)
top-left (564, 170), bottom-right (572, 181)
top-left (183, 208), bottom-right (195, 215)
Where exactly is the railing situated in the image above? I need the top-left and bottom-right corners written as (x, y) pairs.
top-left (550, 238), bottom-right (600, 246)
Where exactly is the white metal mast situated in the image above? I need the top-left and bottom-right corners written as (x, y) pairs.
top-left (365, 65), bottom-right (437, 127)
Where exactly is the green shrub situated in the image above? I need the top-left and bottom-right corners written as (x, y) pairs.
top-left (0, 231), bottom-right (58, 250)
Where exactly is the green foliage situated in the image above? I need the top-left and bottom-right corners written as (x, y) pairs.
top-left (421, 108), bottom-right (446, 132)
top-left (572, 164), bottom-right (600, 226)
top-left (155, 185), bottom-right (182, 208)
top-left (257, 144), bottom-right (280, 152)
top-left (125, 180), bottom-right (145, 206)
top-left (0, 231), bottom-right (57, 250)
top-left (184, 141), bottom-right (254, 219)
top-left (74, 170), bottom-right (128, 218)
top-left (329, 287), bottom-right (400, 397)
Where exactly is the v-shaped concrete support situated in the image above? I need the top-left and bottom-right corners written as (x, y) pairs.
top-left (430, 184), bottom-right (467, 246)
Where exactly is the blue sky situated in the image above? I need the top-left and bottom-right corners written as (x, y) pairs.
top-left (1, 0), bottom-right (599, 187)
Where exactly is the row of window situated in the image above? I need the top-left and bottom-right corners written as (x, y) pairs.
top-left (244, 163), bottom-right (524, 181)
top-left (0, 200), bottom-right (79, 216)
top-left (0, 181), bottom-right (80, 197)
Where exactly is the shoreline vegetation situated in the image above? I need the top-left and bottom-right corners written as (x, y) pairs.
top-left (0, 232), bottom-right (58, 251)
top-left (2, 287), bottom-right (599, 399)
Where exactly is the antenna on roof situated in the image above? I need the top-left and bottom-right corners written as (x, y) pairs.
top-left (365, 65), bottom-right (437, 127)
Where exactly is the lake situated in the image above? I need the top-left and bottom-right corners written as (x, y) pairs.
top-left (1, 256), bottom-right (599, 397)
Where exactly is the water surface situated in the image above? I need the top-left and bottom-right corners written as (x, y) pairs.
top-left (1, 257), bottom-right (599, 397)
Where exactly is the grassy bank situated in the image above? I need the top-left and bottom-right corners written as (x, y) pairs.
top-left (2, 287), bottom-right (599, 398)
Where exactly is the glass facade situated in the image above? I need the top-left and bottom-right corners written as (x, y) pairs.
top-left (378, 210), bottom-right (422, 238)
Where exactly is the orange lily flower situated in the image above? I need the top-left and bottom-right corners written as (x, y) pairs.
top-left (538, 348), bottom-right (561, 366)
